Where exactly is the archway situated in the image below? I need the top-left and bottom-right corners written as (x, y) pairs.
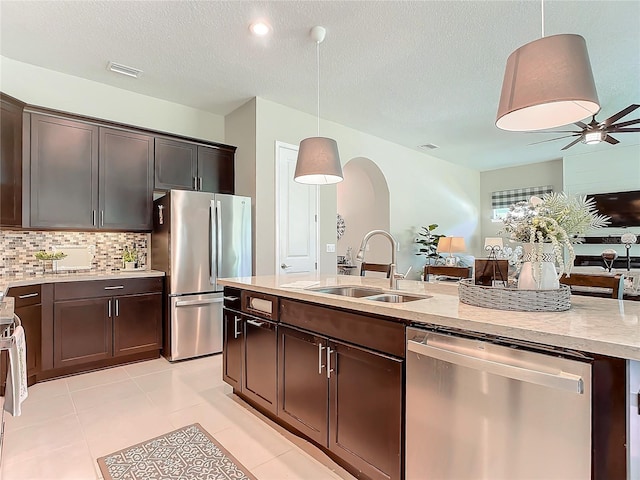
top-left (337, 157), bottom-right (391, 273)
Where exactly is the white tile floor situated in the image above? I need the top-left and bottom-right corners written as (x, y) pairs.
top-left (1, 355), bottom-right (356, 480)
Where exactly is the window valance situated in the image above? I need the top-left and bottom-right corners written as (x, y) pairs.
top-left (491, 185), bottom-right (553, 209)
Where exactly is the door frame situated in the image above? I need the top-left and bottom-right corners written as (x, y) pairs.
top-left (274, 141), bottom-right (319, 274)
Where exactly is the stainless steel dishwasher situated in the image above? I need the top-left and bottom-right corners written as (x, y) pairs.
top-left (406, 326), bottom-right (592, 480)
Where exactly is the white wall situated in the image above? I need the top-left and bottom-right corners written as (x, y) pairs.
top-left (480, 159), bottom-right (563, 241)
top-left (242, 97), bottom-right (481, 279)
top-left (564, 144), bottom-right (640, 259)
top-left (0, 56), bottom-right (225, 141)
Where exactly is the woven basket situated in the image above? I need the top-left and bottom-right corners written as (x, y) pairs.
top-left (458, 279), bottom-right (571, 312)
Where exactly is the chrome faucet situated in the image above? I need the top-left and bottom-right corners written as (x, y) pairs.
top-left (356, 229), bottom-right (407, 289)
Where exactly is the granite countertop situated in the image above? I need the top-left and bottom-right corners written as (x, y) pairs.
top-left (1, 269), bottom-right (165, 296)
top-left (218, 274), bottom-right (640, 362)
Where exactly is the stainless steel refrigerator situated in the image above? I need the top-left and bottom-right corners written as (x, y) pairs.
top-left (152, 190), bottom-right (252, 361)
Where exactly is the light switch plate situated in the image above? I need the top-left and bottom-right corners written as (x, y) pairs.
top-left (326, 244), bottom-right (336, 253)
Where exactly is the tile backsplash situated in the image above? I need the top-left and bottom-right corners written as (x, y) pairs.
top-left (0, 231), bottom-right (148, 276)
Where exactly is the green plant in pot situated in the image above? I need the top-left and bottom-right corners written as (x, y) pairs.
top-left (415, 224), bottom-right (446, 266)
top-left (122, 247), bottom-right (138, 270)
top-left (34, 251), bottom-right (67, 274)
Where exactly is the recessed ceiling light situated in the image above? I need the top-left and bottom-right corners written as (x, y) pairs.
top-left (249, 21), bottom-right (271, 37)
top-left (418, 143), bottom-right (439, 150)
top-left (107, 61), bottom-right (143, 78)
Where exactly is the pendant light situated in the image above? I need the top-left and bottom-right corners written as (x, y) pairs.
top-left (496, 0), bottom-right (600, 131)
top-left (294, 26), bottom-right (343, 185)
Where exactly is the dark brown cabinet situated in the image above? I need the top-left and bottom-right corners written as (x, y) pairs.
top-left (222, 307), bottom-right (243, 391)
top-left (52, 277), bottom-right (163, 373)
top-left (154, 138), bottom-right (234, 194)
top-left (28, 113), bottom-right (153, 231)
top-left (242, 314), bottom-right (278, 415)
top-left (0, 93), bottom-right (25, 227)
top-left (29, 113), bottom-right (99, 229)
top-left (1, 285), bottom-right (44, 391)
top-left (99, 128), bottom-right (154, 230)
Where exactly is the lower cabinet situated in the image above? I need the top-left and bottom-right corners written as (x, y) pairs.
top-left (222, 290), bottom-right (405, 480)
top-left (278, 325), bottom-right (403, 480)
top-left (51, 277), bottom-right (163, 374)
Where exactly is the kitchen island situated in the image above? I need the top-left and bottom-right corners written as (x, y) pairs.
top-left (219, 273), bottom-right (639, 480)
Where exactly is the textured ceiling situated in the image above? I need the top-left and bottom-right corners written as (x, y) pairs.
top-left (1, 0), bottom-right (639, 171)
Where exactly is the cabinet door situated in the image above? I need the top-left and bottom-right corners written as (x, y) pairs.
top-left (197, 145), bottom-right (234, 194)
top-left (53, 298), bottom-right (112, 368)
top-left (223, 308), bottom-right (243, 391)
top-left (329, 341), bottom-right (403, 480)
top-left (113, 292), bottom-right (162, 357)
top-left (0, 93), bottom-right (24, 227)
top-left (154, 138), bottom-right (197, 191)
top-left (243, 314), bottom-right (278, 415)
top-left (30, 114), bottom-right (99, 228)
top-left (278, 326), bottom-right (329, 446)
top-left (99, 128), bottom-right (153, 231)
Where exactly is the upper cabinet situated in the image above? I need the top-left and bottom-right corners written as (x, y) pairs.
top-left (154, 138), bottom-right (235, 194)
top-left (29, 113), bottom-right (153, 231)
top-left (0, 93), bottom-right (25, 227)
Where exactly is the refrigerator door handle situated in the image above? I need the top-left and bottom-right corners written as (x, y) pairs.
top-left (175, 297), bottom-right (224, 307)
top-left (216, 200), bottom-right (223, 279)
top-left (210, 201), bottom-right (216, 285)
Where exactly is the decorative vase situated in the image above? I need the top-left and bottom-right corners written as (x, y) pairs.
top-left (518, 243), bottom-right (560, 290)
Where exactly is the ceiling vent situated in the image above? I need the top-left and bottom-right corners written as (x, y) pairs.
top-left (107, 61), bottom-right (143, 78)
top-left (418, 143), bottom-right (439, 150)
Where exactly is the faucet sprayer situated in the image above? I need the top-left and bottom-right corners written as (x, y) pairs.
top-left (356, 230), bottom-right (409, 289)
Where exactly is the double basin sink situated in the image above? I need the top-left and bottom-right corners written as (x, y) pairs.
top-left (308, 286), bottom-right (431, 303)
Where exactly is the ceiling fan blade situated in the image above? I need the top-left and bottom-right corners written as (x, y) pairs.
top-left (561, 136), bottom-right (584, 151)
top-left (604, 135), bottom-right (620, 145)
top-left (574, 121), bottom-right (589, 129)
top-left (527, 134), bottom-right (579, 146)
top-left (609, 118), bottom-right (640, 129)
top-left (602, 104), bottom-right (640, 126)
top-left (524, 130), bottom-right (581, 134)
top-left (609, 127), bottom-right (640, 133)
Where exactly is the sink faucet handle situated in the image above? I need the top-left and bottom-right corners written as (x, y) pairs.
top-left (396, 266), bottom-right (412, 279)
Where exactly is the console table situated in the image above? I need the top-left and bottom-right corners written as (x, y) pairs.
top-left (424, 265), bottom-right (472, 281)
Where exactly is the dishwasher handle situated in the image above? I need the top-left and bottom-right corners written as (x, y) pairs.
top-left (408, 339), bottom-right (584, 394)
top-left (175, 297), bottom-right (224, 307)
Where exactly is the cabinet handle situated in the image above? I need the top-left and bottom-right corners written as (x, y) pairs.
top-left (318, 343), bottom-right (325, 374)
top-left (246, 319), bottom-right (264, 328)
top-left (100, 210), bottom-right (104, 227)
top-left (92, 210), bottom-right (96, 226)
top-left (198, 177), bottom-right (203, 191)
top-left (193, 177), bottom-right (198, 190)
top-left (234, 316), bottom-right (241, 339)
top-left (104, 286), bottom-right (124, 290)
top-left (115, 299), bottom-right (119, 317)
top-left (224, 296), bottom-right (239, 302)
top-left (108, 299), bottom-right (112, 318)
top-left (18, 293), bottom-right (39, 299)
top-left (326, 347), bottom-right (334, 379)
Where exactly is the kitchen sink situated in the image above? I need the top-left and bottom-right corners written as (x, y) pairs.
top-left (308, 286), bottom-right (384, 297)
top-left (365, 293), bottom-right (431, 303)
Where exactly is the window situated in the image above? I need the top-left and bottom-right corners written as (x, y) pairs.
top-left (491, 185), bottom-right (553, 221)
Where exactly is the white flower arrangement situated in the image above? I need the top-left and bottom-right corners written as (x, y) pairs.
top-left (501, 193), bottom-right (610, 280)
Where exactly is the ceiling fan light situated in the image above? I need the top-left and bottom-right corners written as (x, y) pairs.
top-left (294, 137), bottom-right (343, 185)
top-left (584, 131), bottom-right (604, 144)
top-left (496, 34), bottom-right (600, 131)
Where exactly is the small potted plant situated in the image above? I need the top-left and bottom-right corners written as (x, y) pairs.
top-left (122, 247), bottom-right (138, 270)
top-left (34, 251), bottom-right (67, 274)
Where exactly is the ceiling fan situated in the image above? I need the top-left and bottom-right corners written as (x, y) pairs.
top-left (529, 104), bottom-right (640, 150)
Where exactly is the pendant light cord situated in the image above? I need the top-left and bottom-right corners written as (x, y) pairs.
top-left (541, 0), bottom-right (545, 37)
top-left (316, 39), bottom-right (320, 136)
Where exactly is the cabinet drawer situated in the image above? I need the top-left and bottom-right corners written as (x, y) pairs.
top-left (54, 277), bottom-right (163, 300)
top-left (241, 291), bottom-right (278, 321)
top-left (280, 299), bottom-right (405, 358)
top-left (223, 287), bottom-right (242, 311)
top-left (7, 285), bottom-right (42, 308)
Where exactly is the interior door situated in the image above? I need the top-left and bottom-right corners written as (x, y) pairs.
top-left (276, 141), bottom-right (318, 274)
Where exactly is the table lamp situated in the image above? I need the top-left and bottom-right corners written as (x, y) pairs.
top-left (437, 237), bottom-right (465, 266)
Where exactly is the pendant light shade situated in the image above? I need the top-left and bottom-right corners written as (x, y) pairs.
top-left (294, 26), bottom-right (343, 185)
top-left (294, 137), bottom-right (343, 184)
top-left (496, 34), bottom-right (600, 131)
